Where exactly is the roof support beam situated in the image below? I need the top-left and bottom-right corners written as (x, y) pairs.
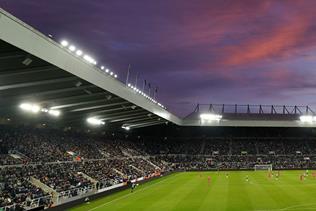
top-left (50, 98), bottom-right (120, 109)
top-left (0, 66), bottom-right (59, 77)
top-left (0, 76), bottom-right (76, 91)
top-left (70, 101), bottom-right (131, 112)
top-left (0, 51), bottom-right (25, 60)
top-left (97, 109), bottom-right (143, 119)
top-left (24, 85), bottom-right (96, 98)
top-left (39, 92), bottom-right (107, 104)
top-left (109, 113), bottom-right (149, 122)
top-left (102, 110), bottom-right (148, 120)
top-left (129, 120), bottom-right (165, 128)
top-left (124, 117), bottom-right (155, 124)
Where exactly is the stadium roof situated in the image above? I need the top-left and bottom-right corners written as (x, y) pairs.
top-left (0, 8), bottom-right (315, 129)
top-left (0, 8), bottom-right (181, 129)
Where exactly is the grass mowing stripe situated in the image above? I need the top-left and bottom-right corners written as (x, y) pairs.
top-left (170, 172), bottom-right (209, 210)
top-left (198, 171), bottom-right (229, 211)
top-left (250, 171), bottom-right (280, 210)
top-left (142, 172), bottom-right (197, 211)
top-left (69, 170), bottom-right (316, 211)
top-left (69, 173), bottom-right (180, 211)
top-left (226, 171), bottom-right (252, 210)
top-left (87, 173), bottom-right (180, 211)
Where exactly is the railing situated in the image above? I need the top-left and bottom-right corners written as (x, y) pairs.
top-left (0, 195), bottom-right (51, 211)
top-left (193, 104), bottom-right (315, 115)
top-left (57, 185), bottom-right (95, 204)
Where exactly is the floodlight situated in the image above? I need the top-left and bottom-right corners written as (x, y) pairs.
top-left (41, 108), bottom-right (49, 113)
top-left (200, 113), bottom-right (222, 121)
top-left (20, 103), bottom-right (32, 111)
top-left (48, 110), bottom-right (61, 117)
top-left (114, 74), bottom-right (117, 78)
top-left (76, 50), bottom-right (83, 56)
top-left (83, 55), bottom-right (95, 64)
top-left (69, 45), bottom-right (76, 51)
top-left (20, 103), bottom-right (40, 113)
top-left (105, 69), bottom-right (109, 73)
top-left (101, 66), bottom-right (105, 70)
top-left (30, 104), bottom-right (40, 113)
top-left (61, 40), bottom-right (68, 47)
top-left (300, 115), bottom-right (314, 123)
top-left (87, 117), bottom-right (105, 125)
top-left (122, 126), bottom-right (130, 131)
top-left (110, 72), bottom-right (113, 76)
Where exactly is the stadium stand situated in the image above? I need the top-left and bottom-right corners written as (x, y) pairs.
top-left (1, 124), bottom-right (316, 210)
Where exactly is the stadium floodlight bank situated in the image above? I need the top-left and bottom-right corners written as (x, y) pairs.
top-left (254, 164), bottom-right (273, 171)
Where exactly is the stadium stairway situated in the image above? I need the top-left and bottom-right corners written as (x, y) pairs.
top-left (113, 168), bottom-right (126, 177)
top-left (30, 176), bottom-right (58, 204)
top-left (142, 157), bottom-right (161, 169)
top-left (130, 164), bottom-right (144, 174)
top-left (78, 172), bottom-right (98, 184)
top-left (9, 150), bottom-right (31, 161)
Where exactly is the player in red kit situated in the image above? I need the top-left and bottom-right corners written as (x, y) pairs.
top-left (208, 176), bottom-right (211, 186)
top-left (268, 172), bottom-right (272, 179)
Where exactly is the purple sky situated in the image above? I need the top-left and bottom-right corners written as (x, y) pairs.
top-left (1, 0), bottom-right (316, 117)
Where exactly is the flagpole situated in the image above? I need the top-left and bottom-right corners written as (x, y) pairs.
top-left (135, 72), bottom-right (139, 88)
top-left (154, 86), bottom-right (158, 100)
top-left (125, 64), bottom-right (131, 85)
top-left (142, 80), bottom-right (146, 92)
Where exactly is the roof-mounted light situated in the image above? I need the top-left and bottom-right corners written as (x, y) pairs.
top-left (200, 113), bottom-right (222, 121)
top-left (20, 103), bottom-right (40, 113)
top-left (87, 117), bottom-right (105, 126)
top-left (300, 115), bottom-right (316, 123)
top-left (48, 109), bottom-right (61, 117)
top-left (60, 40), bottom-right (68, 47)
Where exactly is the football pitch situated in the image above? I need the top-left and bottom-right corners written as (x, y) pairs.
top-left (70, 170), bottom-right (316, 211)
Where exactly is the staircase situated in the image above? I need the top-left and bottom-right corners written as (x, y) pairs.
top-left (130, 165), bottom-right (144, 174)
top-left (142, 157), bottom-right (160, 169)
top-left (30, 177), bottom-right (58, 205)
top-left (78, 172), bottom-right (98, 184)
top-left (113, 168), bottom-right (126, 177)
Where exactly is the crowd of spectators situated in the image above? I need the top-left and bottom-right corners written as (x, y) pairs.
top-left (2, 125), bottom-right (316, 210)
top-left (0, 166), bottom-right (51, 210)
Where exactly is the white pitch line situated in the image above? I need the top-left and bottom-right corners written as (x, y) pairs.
top-left (254, 202), bottom-right (316, 211)
top-left (87, 174), bottom-right (179, 211)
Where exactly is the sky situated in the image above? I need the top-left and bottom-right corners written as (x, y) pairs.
top-left (1, 0), bottom-right (316, 117)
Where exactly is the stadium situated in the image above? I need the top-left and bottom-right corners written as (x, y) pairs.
top-left (1, 1), bottom-right (316, 211)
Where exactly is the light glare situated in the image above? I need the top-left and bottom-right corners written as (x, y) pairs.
top-left (61, 40), bottom-right (68, 47)
top-left (76, 50), bottom-right (83, 56)
top-left (200, 113), bottom-right (222, 121)
top-left (300, 115), bottom-right (315, 123)
top-left (87, 117), bottom-right (105, 126)
top-left (48, 110), bottom-right (61, 117)
top-left (69, 45), bottom-right (76, 51)
top-left (20, 103), bottom-right (40, 113)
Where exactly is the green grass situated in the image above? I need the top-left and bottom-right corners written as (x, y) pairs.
top-left (69, 170), bottom-right (316, 211)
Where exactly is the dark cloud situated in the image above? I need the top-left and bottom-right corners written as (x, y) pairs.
top-left (1, 0), bottom-right (316, 116)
